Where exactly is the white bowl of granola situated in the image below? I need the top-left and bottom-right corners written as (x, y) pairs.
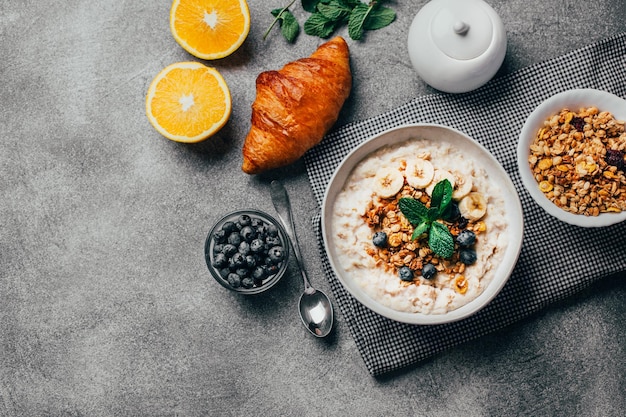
top-left (517, 89), bottom-right (626, 227)
top-left (321, 124), bottom-right (523, 325)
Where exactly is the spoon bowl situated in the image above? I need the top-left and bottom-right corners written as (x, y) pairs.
top-left (270, 180), bottom-right (334, 338)
top-left (299, 288), bottom-right (334, 338)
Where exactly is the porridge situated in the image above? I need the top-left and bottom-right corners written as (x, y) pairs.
top-left (331, 137), bottom-right (509, 314)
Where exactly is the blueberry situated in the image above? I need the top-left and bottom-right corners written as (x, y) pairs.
top-left (227, 232), bottom-right (242, 246)
top-left (241, 277), bottom-right (254, 289)
top-left (251, 217), bottom-right (264, 228)
top-left (265, 235), bottom-right (281, 247)
top-left (252, 253), bottom-right (264, 266)
top-left (212, 253), bottom-right (228, 269)
top-left (421, 263), bottom-right (437, 280)
top-left (441, 202), bottom-right (461, 222)
top-left (255, 224), bottom-right (267, 239)
top-left (265, 264), bottom-right (279, 276)
top-left (235, 267), bottom-right (250, 278)
top-left (266, 223), bottom-right (279, 237)
top-left (268, 246), bottom-right (285, 264)
top-left (213, 229), bottom-right (227, 244)
top-left (456, 230), bottom-right (476, 247)
top-left (240, 226), bottom-right (256, 242)
top-left (222, 221), bottom-right (238, 235)
top-left (245, 255), bottom-right (257, 268)
top-left (398, 266), bottom-right (414, 282)
top-left (252, 266), bottom-right (266, 281)
top-left (238, 241), bottom-right (250, 255)
top-left (372, 231), bottom-right (388, 248)
top-left (219, 268), bottom-right (230, 279)
top-left (250, 239), bottom-right (265, 253)
top-left (227, 273), bottom-right (241, 288)
top-left (222, 244), bottom-right (237, 258)
top-left (229, 252), bottom-right (246, 269)
top-left (213, 243), bottom-right (224, 255)
top-left (237, 214), bottom-right (252, 227)
top-left (459, 249), bottom-right (477, 265)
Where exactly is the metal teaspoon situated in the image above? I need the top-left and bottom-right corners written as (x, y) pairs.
top-left (270, 180), bottom-right (334, 338)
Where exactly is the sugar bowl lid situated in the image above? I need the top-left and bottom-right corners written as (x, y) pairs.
top-left (407, 0), bottom-right (507, 93)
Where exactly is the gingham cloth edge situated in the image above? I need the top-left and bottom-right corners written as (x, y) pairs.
top-left (304, 32), bottom-right (626, 376)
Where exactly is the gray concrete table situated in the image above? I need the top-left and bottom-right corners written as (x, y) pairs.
top-left (1, 1), bottom-right (625, 416)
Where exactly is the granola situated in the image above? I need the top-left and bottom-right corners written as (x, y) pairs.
top-left (528, 107), bottom-right (626, 216)
top-left (362, 185), bottom-right (485, 281)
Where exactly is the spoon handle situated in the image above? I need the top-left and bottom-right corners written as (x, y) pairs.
top-left (270, 180), bottom-right (312, 292)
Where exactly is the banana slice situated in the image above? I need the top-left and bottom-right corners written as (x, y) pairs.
top-left (458, 192), bottom-right (487, 221)
top-left (452, 171), bottom-right (473, 200)
top-left (425, 170), bottom-right (456, 196)
top-left (405, 158), bottom-right (435, 189)
top-left (373, 168), bottom-right (404, 198)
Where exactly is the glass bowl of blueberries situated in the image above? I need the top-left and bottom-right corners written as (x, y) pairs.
top-left (205, 209), bottom-right (290, 294)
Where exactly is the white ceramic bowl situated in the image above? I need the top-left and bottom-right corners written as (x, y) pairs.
top-left (517, 89), bottom-right (626, 227)
top-left (321, 124), bottom-right (524, 325)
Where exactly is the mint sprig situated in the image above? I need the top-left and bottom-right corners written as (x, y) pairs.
top-left (265, 0), bottom-right (300, 43)
top-left (266, 0), bottom-right (396, 43)
top-left (398, 179), bottom-right (455, 259)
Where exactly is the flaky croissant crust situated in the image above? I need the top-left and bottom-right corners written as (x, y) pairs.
top-left (242, 36), bottom-right (352, 174)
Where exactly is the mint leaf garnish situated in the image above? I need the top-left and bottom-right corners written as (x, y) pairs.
top-left (265, 0), bottom-right (299, 41)
top-left (270, 7), bottom-right (300, 42)
top-left (304, 12), bottom-right (338, 38)
top-left (362, 5), bottom-right (396, 30)
top-left (398, 197), bottom-right (428, 224)
top-left (429, 221), bottom-right (455, 259)
top-left (318, 0), bottom-right (351, 21)
top-left (411, 221), bottom-right (430, 240)
top-left (266, 0), bottom-right (396, 42)
top-left (430, 179), bottom-right (453, 216)
top-left (301, 0), bottom-right (321, 13)
top-left (398, 179), bottom-right (455, 259)
top-left (347, 3), bottom-right (371, 40)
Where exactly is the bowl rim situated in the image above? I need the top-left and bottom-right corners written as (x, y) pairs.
top-left (321, 123), bottom-right (524, 325)
top-left (517, 88), bottom-right (626, 227)
top-left (205, 208), bottom-right (290, 294)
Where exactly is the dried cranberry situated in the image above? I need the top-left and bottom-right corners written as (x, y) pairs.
top-left (570, 116), bottom-right (585, 131)
top-left (605, 149), bottom-right (625, 170)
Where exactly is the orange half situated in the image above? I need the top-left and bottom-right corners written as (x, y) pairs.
top-left (145, 61), bottom-right (231, 143)
top-left (170, 0), bottom-right (251, 60)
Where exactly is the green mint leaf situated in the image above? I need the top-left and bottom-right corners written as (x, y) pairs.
top-left (430, 179), bottom-right (453, 216)
top-left (304, 12), bottom-right (338, 38)
top-left (265, 0), bottom-right (298, 41)
top-left (398, 197), bottom-right (429, 225)
top-left (318, 0), bottom-right (351, 21)
top-left (411, 221), bottom-right (431, 240)
top-left (301, 0), bottom-right (321, 13)
top-left (279, 10), bottom-right (300, 42)
top-left (427, 206), bottom-right (440, 222)
top-left (347, 3), bottom-right (371, 40)
top-left (363, 5), bottom-right (395, 30)
top-left (429, 221), bottom-right (455, 259)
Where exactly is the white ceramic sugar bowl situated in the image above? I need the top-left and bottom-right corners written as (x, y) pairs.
top-left (407, 0), bottom-right (507, 93)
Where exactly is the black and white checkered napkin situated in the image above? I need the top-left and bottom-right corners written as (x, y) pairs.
top-left (304, 33), bottom-right (626, 376)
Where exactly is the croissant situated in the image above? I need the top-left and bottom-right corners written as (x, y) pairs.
top-left (242, 36), bottom-right (352, 174)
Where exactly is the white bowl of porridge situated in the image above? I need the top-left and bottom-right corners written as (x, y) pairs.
top-left (517, 89), bottom-right (626, 227)
top-left (321, 124), bottom-right (523, 325)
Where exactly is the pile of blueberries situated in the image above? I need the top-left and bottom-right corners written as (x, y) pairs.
top-left (209, 213), bottom-right (287, 290)
top-left (373, 229), bottom-right (478, 282)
